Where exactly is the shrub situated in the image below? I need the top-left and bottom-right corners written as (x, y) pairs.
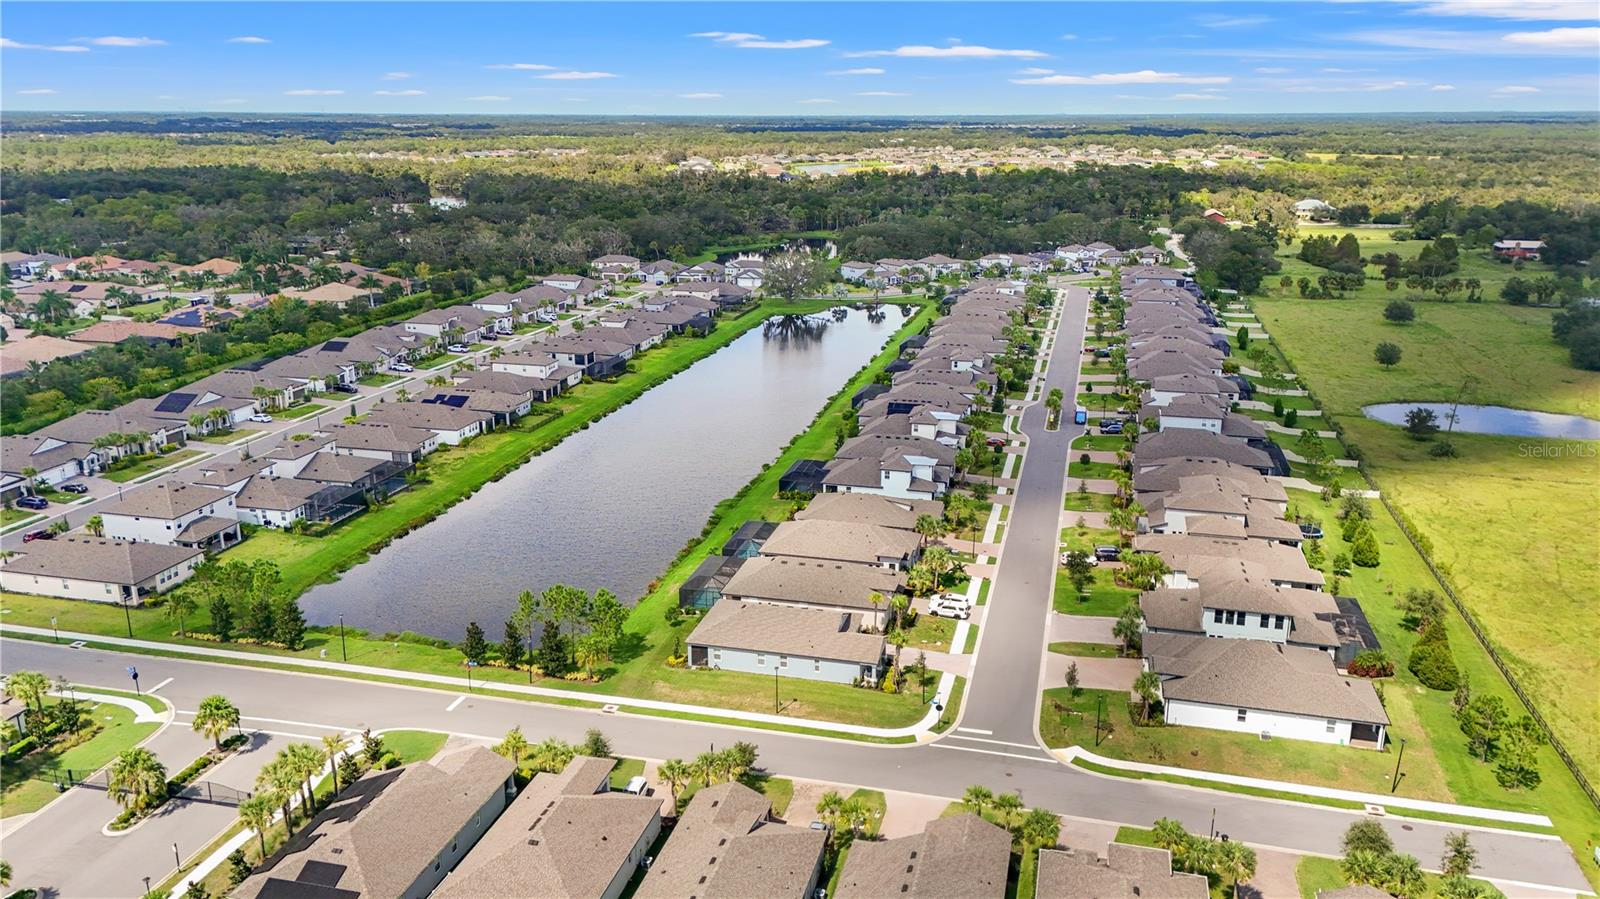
top-left (4, 735), bottom-right (39, 760)
top-left (1383, 300), bottom-right (1416, 323)
top-left (1408, 642), bottom-right (1461, 691)
top-left (1348, 649), bottom-right (1395, 678)
top-left (1351, 528), bottom-right (1381, 567)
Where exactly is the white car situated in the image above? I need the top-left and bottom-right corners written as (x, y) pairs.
top-left (390, 362), bottom-right (414, 373)
top-left (248, 413), bottom-right (274, 424)
top-left (446, 344), bottom-right (471, 354)
top-left (1060, 551), bottom-right (1098, 567)
top-left (927, 593), bottom-right (972, 619)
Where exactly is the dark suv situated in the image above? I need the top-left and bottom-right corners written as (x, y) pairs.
top-left (1094, 545), bottom-right (1123, 562)
top-left (17, 495), bottom-right (49, 510)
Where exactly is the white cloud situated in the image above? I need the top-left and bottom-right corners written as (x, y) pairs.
top-left (1280, 80), bottom-right (1419, 93)
top-left (284, 88), bottom-right (344, 96)
top-left (1430, 83), bottom-right (1457, 91)
top-left (0, 37), bottom-right (90, 52)
top-left (17, 88), bottom-right (57, 95)
top-left (1492, 84), bottom-right (1541, 93)
top-left (856, 91), bottom-right (909, 96)
top-left (467, 95), bottom-right (510, 101)
top-left (374, 89), bottom-right (425, 96)
top-left (1013, 69), bottom-right (1230, 85)
top-left (1502, 26), bottom-right (1600, 47)
top-left (77, 35), bottom-right (164, 47)
top-left (798, 97), bottom-right (837, 104)
top-left (1113, 93), bottom-right (1150, 100)
top-left (1407, 0), bottom-right (1596, 21)
top-left (485, 63), bottom-right (555, 70)
top-left (1169, 92), bottom-right (1228, 100)
top-left (536, 71), bottom-right (618, 80)
top-left (690, 32), bottom-right (828, 49)
top-left (848, 44), bottom-right (1047, 59)
top-left (1196, 14), bottom-right (1270, 28)
top-left (828, 67), bottom-right (885, 75)
top-left (1060, 33), bottom-right (1078, 40)
top-left (1018, 67), bottom-right (1055, 75)
top-left (227, 36), bottom-right (270, 44)
top-left (1254, 66), bottom-right (1290, 74)
top-left (381, 71), bottom-right (412, 80)
top-left (1319, 67), bottom-right (1372, 73)
top-left (679, 92), bottom-right (722, 99)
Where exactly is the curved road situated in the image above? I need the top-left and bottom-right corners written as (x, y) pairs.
top-left (1, 283), bottom-right (1587, 896)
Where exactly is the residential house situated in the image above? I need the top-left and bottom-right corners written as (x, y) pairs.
top-left (99, 482), bottom-right (241, 550)
top-left (1492, 239), bottom-right (1545, 260)
top-left (122, 391), bottom-right (257, 436)
top-left (405, 307), bottom-right (480, 343)
top-left (67, 321), bottom-right (200, 347)
top-left (591, 254), bottom-right (642, 282)
top-left (674, 261), bottom-right (725, 283)
top-left (434, 756), bottom-right (661, 899)
top-left (320, 421), bottom-right (438, 464)
top-left (36, 408), bottom-right (187, 458)
top-left (1140, 575), bottom-right (1344, 655)
top-left (636, 781), bottom-right (826, 899)
top-left (1133, 428), bottom-right (1273, 475)
top-left (1293, 198), bottom-right (1337, 221)
top-left (839, 261), bottom-right (879, 282)
top-left (793, 492), bottom-right (944, 531)
top-left (1133, 534), bottom-right (1326, 591)
top-left (1133, 459), bottom-right (1287, 518)
top-left (0, 251), bottom-right (69, 279)
top-left (233, 746), bottom-right (517, 899)
top-left (639, 259), bottom-right (686, 285)
top-left (1, 434), bottom-right (103, 492)
top-left (687, 598), bottom-right (884, 686)
top-left (416, 385), bottom-right (533, 427)
top-left (280, 282), bottom-right (377, 308)
top-left (0, 334), bottom-right (93, 379)
top-left (366, 402), bottom-right (491, 445)
top-left (1144, 634), bottom-right (1389, 747)
top-left (724, 256), bottom-right (766, 289)
top-left (917, 254), bottom-right (966, 277)
top-left (1035, 842), bottom-right (1208, 899)
top-left (824, 433), bottom-right (954, 500)
top-left (235, 475), bottom-right (340, 528)
top-left (187, 368), bottom-right (310, 412)
top-left (720, 556), bottom-right (905, 628)
top-left (0, 537), bottom-right (204, 605)
top-left (837, 814), bottom-right (1011, 899)
top-left (540, 334), bottom-right (634, 379)
top-left (541, 273), bottom-right (606, 301)
top-left (1202, 208), bottom-right (1228, 224)
top-left (759, 520), bottom-right (920, 570)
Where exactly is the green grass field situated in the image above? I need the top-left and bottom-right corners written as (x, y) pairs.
top-left (1252, 285), bottom-right (1600, 793)
top-left (101, 448), bottom-right (204, 483)
top-left (1053, 568), bottom-right (1137, 617)
top-left (1, 700), bottom-right (160, 817)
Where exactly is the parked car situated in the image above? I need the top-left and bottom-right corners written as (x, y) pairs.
top-left (22, 529), bottom-right (53, 542)
top-left (623, 776), bottom-right (649, 795)
top-left (1061, 550), bottom-right (1097, 567)
top-left (1099, 420), bottom-right (1124, 435)
top-left (1299, 523), bottom-right (1324, 539)
top-left (446, 343), bottom-right (471, 354)
top-left (1093, 545), bottom-right (1123, 563)
top-left (985, 436), bottom-right (1006, 448)
top-left (17, 495), bottom-right (49, 510)
top-left (330, 383), bottom-right (358, 394)
top-left (1073, 406), bottom-right (1088, 426)
top-left (390, 362), bottom-right (415, 373)
top-left (249, 413), bottom-right (274, 423)
top-left (60, 483), bottom-right (89, 495)
top-left (480, 331), bottom-right (498, 341)
top-left (928, 593), bottom-right (972, 619)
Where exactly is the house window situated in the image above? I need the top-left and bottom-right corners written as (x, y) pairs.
top-left (1236, 709), bottom-right (1248, 723)
top-left (779, 656), bottom-right (788, 669)
top-left (1260, 614), bottom-right (1272, 628)
top-left (712, 649), bottom-right (721, 663)
top-left (1275, 615), bottom-right (1286, 630)
top-left (755, 654), bottom-right (765, 667)
top-left (814, 659), bottom-right (821, 673)
top-left (1212, 609), bottom-right (1223, 624)
top-left (1326, 719), bottom-right (1337, 733)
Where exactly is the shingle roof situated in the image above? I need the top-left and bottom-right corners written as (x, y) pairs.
top-left (1, 537), bottom-right (201, 585)
top-left (688, 600), bottom-right (884, 665)
top-left (0, 435), bottom-right (94, 477)
top-left (1134, 430), bottom-right (1271, 472)
top-left (236, 475), bottom-right (327, 512)
top-left (1148, 633), bottom-right (1388, 724)
top-left (836, 814), bottom-right (1010, 899)
top-left (794, 493), bottom-right (944, 530)
top-left (320, 421), bottom-right (435, 452)
top-left (636, 782), bottom-right (825, 899)
top-left (436, 756), bottom-right (659, 899)
top-left (1139, 576), bottom-right (1341, 648)
top-left (102, 482), bottom-right (233, 520)
top-left (722, 557), bottom-right (904, 611)
top-left (1132, 533), bottom-right (1324, 587)
top-left (760, 520), bottom-right (920, 566)
top-left (1035, 843), bottom-right (1209, 899)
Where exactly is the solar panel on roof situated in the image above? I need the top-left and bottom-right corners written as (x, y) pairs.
top-left (154, 392), bottom-right (196, 414)
top-left (321, 340), bottom-right (348, 352)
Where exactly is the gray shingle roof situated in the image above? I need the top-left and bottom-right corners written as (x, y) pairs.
top-left (1, 537), bottom-right (201, 585)
top-left (760, 520), bottom-right (920, 567)
top-left (102, 482), bottom-right (233, 520)
top-left (836, 813), bottom-right (1010, 899)
top-left (688, 600), bottom-right (884, 665)
top-left (794, 493), bottom-right (944, 530)
top-left (637, 781), bottom-right (824, 899)
top-left (1036, 843), bottom-right (1209, 899)
top-left (722, 557), bottom-right (904, 611)
top-left (1148, 633), bottom-right (1389, 724)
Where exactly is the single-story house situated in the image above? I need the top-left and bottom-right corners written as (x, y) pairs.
top-left (0, 537), bottom-right (204, 605)
top-left (686, 599), bottom-right (884, 685)
top-left (320, 421), bottom-right (438, 463)
top-left (721, 556), bottom-right (905, 628)
top-left (759, 520), bottom-right (921, 570)
top-left (636, 781), bottom-right (825, 899)
top-left (366, 402), bottom-right (491, 445)
top-left (837, 814), bottom-right (1010, 899)
top-left (1035, 842), bottom-right (1208, 899)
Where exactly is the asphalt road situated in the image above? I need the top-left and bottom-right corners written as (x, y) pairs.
top-left (948, 282), bottom-right (1088, 751)
top-left (2, 638), bottom-right (1586, 896)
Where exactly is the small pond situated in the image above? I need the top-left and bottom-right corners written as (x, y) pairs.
top-left (1361, 403), bottom-right (1600, 440)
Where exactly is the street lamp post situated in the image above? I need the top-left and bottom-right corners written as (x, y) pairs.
top-left (467, 660), bottom-right (478, 692)
top-left (773, 669), bottom-right (780, 715)
top-left (1390, 736), bottom-right (1408, 793)
top-left (51, 616), bottom-right (59, 644)
top-left (338, 613), bottom-right (347, 662)
top-left (127, 666), bottom-right (140, 695)
top-left (173, 842), bottom-right (181, 870)
top-left (121, 597), bottom-right (134, 638)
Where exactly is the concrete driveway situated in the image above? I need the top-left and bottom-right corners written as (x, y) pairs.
top-left (1050, 614), bottom-right (1117, 644)
top-left (1044, 652), bottom-right (1141, 692)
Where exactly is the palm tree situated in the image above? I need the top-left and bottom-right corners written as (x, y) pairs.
top-left (1341, 849), bottom-right (1386, 888)
top-left (963, 784), bottom-right (993, 818)
top-left (0, 858), bottom-right (11, 887)
top-left (4, 671), bottom-right (50, 720)
top-left (867, 591), bottom-right (885, 631)
top-left (1381, 853), bottom-right (1426, 898)
top-left (237, 793), bottom-right (276, 858)
top-left (193, 694), bottom-right (240, 750)
top-left (913, 514), bottom-right (944, 548)
top-left (1017, 807), bottom-right (1062, 856)
top-left (815, 790), bottom-right (844, 832)
top-left (1151, 818), bottom-right (1192, 869)
top-left (1216, 840), bottom-right (1257, 898)
top-left (108, 747), bottom-right (168, 812)
top-left (1107, 505), bottom-right (1137, 546)
top-left (991, 792), bottom-right (1023, 829)
top-left (166, 592), bottom-right (197, 637)
top-left (921, 545), bottom-right (955, 593)
top-left (530, 737), bottom-right (575, 774)
top-left (1133, 670), bottom-right (1163, 724)
top-left (574, 635), bottom-right (606, 680)
top-left (494, 726), bottom-right (530, 765)
top-left (85, 514), bottom-right (105, 537)
top-left (693, 750), bottom-right (723, 785)
top-left (657, 758), bottom-right (692, 808)
top-left (285, 743), bottom-right (325, 813)
top-left (889, 594), bottom-right (910, 632)
top-left (322, 733), bottom-right (351, 793)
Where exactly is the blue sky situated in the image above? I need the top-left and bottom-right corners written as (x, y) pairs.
top-left (2, 1), bottom-right (1595, 115)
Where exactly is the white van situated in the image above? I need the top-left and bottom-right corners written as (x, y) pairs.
top-left (928, 593), bottom-right (972, 619)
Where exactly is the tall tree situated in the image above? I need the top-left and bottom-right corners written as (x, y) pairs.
top-left (108, 747), bottom-right (168, 812)
top-left (193, 694), bottom-right (240, 750)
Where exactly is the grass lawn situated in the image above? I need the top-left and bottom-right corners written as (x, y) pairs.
top-left (899, 613), bottom-right (956, 653)
top-left (1047, 641), bottom-right (1121, 658)
top-left (847, 787), bottom-right (887, 836)
top-left (1253, 287), bottom-right (1600, 799)
top-left (378, 729), bottom-right (447, 764)
top-left (1068, 460), bottom-right (1123, 481)
top-left (358, 373), bottom-right (402, 387)
top-left (1053, 568), bottom-right (1138, 617)
top-left (268, 402), bottom-right (329, 421)
top-left (1294, 855), bottom-right (1503, 899)
top-left (101, 448), bottom-right (204, 483)
top-left (607, 757), bottom-right (646, 791)
top-left (1063, 490), bottom-right (1117, 512)
top-left (1072, 434), bottom-right (1131, 452)
top-left (190, 428), bottom-right (260, 445)
top-left (1059, 525), bottom-right (1119, 555)
top-left (1, 508), bottom-right (43, 527)
top-left (1, 700), bottom-right (160, 817)
top-left (677, 772), bottom-right (794, 816)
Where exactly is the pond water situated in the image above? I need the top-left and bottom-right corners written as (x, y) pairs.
top-left (1361, 402), bottom-right (1600, 440)
top-left (300, 306), bottom-right (907, 640)
top-left (713, 236), bottom-right (836, 264)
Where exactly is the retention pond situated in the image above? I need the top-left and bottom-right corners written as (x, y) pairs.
top-left (300, 306), bottom-right (908, 639)
top-left (1361, 402), bottom-right (1600, 440)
